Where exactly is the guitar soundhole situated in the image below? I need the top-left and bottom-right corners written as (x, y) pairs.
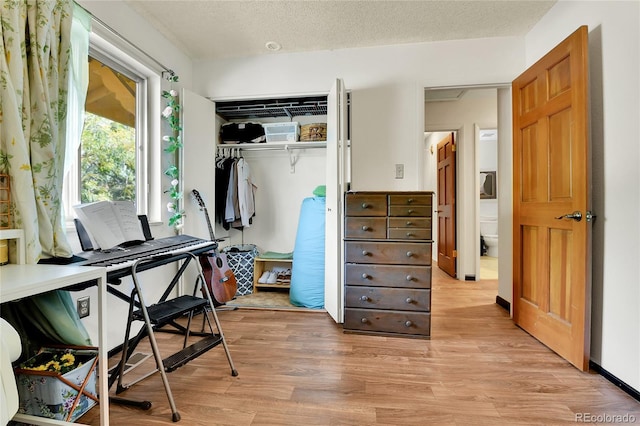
top-left (216, 257), bottom-right (224, 268)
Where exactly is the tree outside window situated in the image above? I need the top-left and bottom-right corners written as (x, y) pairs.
top-left (80, 57), bottom-right (137, 204)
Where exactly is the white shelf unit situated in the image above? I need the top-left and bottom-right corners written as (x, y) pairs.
top-left (0, 229), bottom-right (25, 264)
top-left (253, 257), bottom-right (293, 292)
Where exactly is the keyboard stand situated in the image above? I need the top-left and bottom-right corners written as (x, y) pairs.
top-left (111, 252), bottom-right (238, 422)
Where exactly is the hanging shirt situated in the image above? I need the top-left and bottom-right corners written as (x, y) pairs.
top-left (224, 158), bottom-right (238, 224)
top-left (215, 156), bottom-right (234, 225)
top-left (236, 158), bottom-right (256, 227)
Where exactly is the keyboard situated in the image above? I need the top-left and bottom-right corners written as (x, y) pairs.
top-left (76, 235), bottom-right (217, 280)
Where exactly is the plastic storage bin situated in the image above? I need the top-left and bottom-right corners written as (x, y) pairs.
top-left (262, 122), bottom-right (299, 143)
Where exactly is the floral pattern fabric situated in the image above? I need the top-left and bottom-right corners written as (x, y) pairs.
top-left (15, 348), bottom-right (97, 422)
top-left (0, 0), bottom-right (74, 263)
top-left (0, 1), bottom-right (92, 350)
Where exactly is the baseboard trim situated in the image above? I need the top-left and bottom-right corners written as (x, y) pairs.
top-left (495, 295), bottom-right (510, 311)
top-left (589, 361), bottom-right (640, 402)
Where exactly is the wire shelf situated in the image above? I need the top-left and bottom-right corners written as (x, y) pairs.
top-left (215, 96), bottom-right (328, 120)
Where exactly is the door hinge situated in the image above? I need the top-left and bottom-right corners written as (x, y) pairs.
top-left (452, 250), bottom-right (457, 258)
top-left (451, 144), bottom-right (457, 152)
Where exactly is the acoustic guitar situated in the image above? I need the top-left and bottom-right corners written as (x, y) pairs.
top-left (192, 189), bottom-right (237, 306)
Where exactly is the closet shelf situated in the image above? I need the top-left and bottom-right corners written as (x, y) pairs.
top-left (216, 142), bottom-right (326, 151)
top-left (214, 96), bottom-right (328, 121)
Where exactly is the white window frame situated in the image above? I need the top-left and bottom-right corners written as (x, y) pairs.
top-left (64, 30), bottom-right (163, 226)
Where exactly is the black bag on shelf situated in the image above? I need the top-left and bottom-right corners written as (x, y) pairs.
top-left (220, 122), bottom-right (266, 144)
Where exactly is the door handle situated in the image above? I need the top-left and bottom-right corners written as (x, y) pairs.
top-left (555, 211), bottom-right (582, 222)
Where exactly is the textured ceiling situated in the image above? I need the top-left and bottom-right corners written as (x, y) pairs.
top-left (125, 0), bottom-right (557, 61)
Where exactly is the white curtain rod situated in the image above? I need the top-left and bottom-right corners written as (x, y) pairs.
top-left (75, 3), bottom-right (175, 79)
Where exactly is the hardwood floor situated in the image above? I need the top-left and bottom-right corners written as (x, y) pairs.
top-left (82, 267), bottom-right (640, 425)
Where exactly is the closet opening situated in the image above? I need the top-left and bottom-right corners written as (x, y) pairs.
top-left (210, 89), bottom-right (350, 315)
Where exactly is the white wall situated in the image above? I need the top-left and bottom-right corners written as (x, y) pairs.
top-left (193, 39), bottom-right (521, 280)
top-left (496, 88), bottom-right (513, 306)
top-left (525, 0), bottom-right (640, 391)
top-left (194, 37), bottom-right (523, 189)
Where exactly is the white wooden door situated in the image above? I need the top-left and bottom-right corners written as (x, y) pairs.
top-left (180, 89), bottom-right (217, 295)
top-left (325, 78), bottom-right (347, 323)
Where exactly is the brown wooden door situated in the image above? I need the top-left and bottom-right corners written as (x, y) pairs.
top-left (437, 133), bottom-right (456, 278)
top-left (512, 26), bottom-right (591, 371)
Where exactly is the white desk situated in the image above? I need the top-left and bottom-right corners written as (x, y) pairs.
top-left (1, 264), bottom-right (109, 425)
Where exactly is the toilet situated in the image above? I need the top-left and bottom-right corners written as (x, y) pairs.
top-left (480, 216), bottom-right (499, 257)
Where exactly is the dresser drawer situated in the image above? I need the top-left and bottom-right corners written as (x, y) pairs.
top-left (345, 241), bottom-right (432, 265)
top-left (388, 217), bottom-right (431, 229)
top-left (344, 308), bottom-right (431, 336)
top-left (345, 264), bottom-right (431, 288)
top-left (346, 286), bottom-right (431, 311)
top-left (388, 205), bottom-right (431, 217)
top-left (345, 217), bottom-right (386, 239)
top-left (345, 194), bottom-right (387, 216)
top-left (387, 228), bottom-right (431, 240)
top-left (388, 194), bottom-right (433, 207)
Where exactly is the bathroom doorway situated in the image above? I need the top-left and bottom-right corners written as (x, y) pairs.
top-left (479, 128), bottom-right (499, 280)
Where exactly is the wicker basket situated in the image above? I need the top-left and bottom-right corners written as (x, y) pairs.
top-left (300, 123), bottom-right (327, 141)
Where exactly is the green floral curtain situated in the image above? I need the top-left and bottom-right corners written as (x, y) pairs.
top-left (0, 0), bottom-right (73, 263)
top-left (0, 0), bottom-right (92, 349)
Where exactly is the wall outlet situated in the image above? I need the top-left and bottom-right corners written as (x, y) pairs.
top-left (395, 163), bottom-right (404, 179)
top-left (77, 296), bottom-right (90, 318)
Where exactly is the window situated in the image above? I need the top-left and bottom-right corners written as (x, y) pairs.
top-left (64, 31), bottom-right (162, 225)
top-left (80, 57), bottom-right (137, 203)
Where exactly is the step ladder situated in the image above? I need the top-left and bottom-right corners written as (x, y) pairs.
top-left (114, 252), bottom-right (238, 422)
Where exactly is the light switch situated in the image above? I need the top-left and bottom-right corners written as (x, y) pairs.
top-left (395, 164), bottom-right (404, 179)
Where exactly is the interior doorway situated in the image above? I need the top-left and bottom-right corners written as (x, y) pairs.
top-left (424, 87), bottom-right (499, 282)
top-left (478, 128), bottom-right (499, 280)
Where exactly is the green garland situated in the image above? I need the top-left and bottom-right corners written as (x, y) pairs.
top-left (161, 72), bottom-right (184, 228)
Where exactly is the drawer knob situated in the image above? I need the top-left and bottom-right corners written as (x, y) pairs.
top-left (406, 275), bottom-right (414, 281)
top-left (361, 318), bottom-right (368, 324)
top-left (406, 221), bottom-right (413, 226)
top-left (362, 250), bottom-right (370, 256)
top-left (406, 251), bottom-right (413, 257)
top-left (361, 203), bottom-right (369, 209)
top-left (407, 209), bottom-right (414, 214)
top-left (361, 273), bottom-right (370, 279)
top-left (405, 297), bottom-right (414, 304)
top-left (406, 232), bottom-right (414, 237)
top-left (362, 225), bottom-right (370, 231)
top-left (408, 198), bottom-right (415, 204)
top-left (360, 295), bottom-right (369, 302)
top-left (404, 320), bottom-right (413, 327)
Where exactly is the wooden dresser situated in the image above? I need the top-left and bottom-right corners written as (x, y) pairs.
top-left (343, 191), bottom-right (433, 338)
